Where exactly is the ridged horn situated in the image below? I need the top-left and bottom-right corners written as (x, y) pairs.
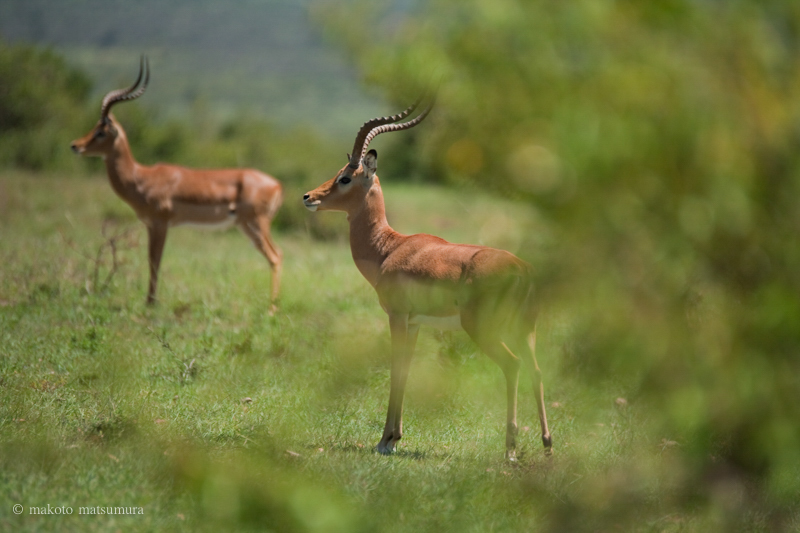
top-left (348, 94), bottom-right (426, 169)
top-left (356, 93), bottom-right (436, 164)
top-left (100, 55), bottom-right (150, 120)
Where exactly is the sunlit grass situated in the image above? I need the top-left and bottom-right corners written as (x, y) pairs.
top-left (1, 171), bottom-right (792, 532)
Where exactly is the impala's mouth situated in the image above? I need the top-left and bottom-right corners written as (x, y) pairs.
top-left (303, 200), bottom-right (320, 212)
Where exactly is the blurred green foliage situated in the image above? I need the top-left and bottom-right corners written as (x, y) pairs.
top-left (0, 40), bottom-right (91, 170)
top-left (318, 0), bottom-right (800, 528)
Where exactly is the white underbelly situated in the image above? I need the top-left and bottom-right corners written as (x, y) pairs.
top-left (169, 202), bottom-right (237, 230)
top-left (176, 216), bottom-right (237, 231)
top-left (408, 314), bottom-right (462, 331)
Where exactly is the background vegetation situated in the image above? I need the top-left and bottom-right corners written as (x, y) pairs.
top-left (2, 0), bottom-right (800, 531)
top-left (321, 0), bottom-right (800, 525)
top-left (0, 0), bottom-right (386, 134)
top-left (0, 43), bottom-right (91, 171)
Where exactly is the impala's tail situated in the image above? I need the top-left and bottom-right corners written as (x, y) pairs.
top-left (524, 280), bottom-right (540, 331)
top-left (266, 184), bottom-right (283, 221)
top-left (252, 171), bottom-right (283, 221)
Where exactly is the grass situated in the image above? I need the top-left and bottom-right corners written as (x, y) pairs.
top-left (0, 170), bottom-right (764, 532)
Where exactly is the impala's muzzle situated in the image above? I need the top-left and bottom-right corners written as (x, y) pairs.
top-left (302, 193), bottom-right (320, 212)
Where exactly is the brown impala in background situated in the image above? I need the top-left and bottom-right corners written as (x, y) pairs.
top-left (71, 57), bottom-right (283, 312)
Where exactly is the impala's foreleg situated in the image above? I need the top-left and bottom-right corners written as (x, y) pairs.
top-left (377, 314), bottom-right (420, 454)
top-left (146, 221), bottom-right (168, 305)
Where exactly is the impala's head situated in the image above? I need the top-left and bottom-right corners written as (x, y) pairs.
top-left (303, 95), bottom-right (435, 214)
top-left (71, 56), bottom-right (149, 157)
top-left (302, 150), bottom-right (380, 214)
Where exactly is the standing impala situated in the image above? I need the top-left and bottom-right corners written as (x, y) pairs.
top-left (71, 57), bottom-right (283, 312)
top-left (303, 98), bottom-right (552, 459)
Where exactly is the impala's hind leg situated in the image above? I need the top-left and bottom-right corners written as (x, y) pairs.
top-left (242, 216), bottom-right (283, 315)
top-left (497, 343), bottom-right (522, 461)
top-left (462, 315), bottom-right (523, 460)
top-left (514, 328), bottom-right (552, 454)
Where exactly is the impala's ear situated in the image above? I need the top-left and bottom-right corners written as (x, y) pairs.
top-left (102, 115), bottom-right (118, 136)
top-left (363, 149), bottom-right (378, 177)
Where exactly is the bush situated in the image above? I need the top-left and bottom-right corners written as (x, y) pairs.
top-left (0, 39), bottom-right (91, 171)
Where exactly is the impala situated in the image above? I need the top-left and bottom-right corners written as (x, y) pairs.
top-left (71, 57), bottom-right (283, 312)
top-left (303, 98), bottom-right (552, 459)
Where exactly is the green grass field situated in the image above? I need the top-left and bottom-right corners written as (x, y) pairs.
top-left (0, 171), bottom-right (778, 532)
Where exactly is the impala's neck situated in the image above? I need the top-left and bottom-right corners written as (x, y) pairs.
top-left (103, 125), bottom-right (139, 197)
top-left (347, 179), bottom-right (401, 286)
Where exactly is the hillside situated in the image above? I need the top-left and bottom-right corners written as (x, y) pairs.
top-left (0, 0), bottom-right (388, 136)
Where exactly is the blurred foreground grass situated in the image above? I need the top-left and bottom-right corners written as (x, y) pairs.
top-left (1, 171), bottom-right (797, 532)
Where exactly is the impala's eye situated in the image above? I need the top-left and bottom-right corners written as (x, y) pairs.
top-left (95, 130), bottom-right (106, 139)
top-left (339, 176), bottom-right (351, 185)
